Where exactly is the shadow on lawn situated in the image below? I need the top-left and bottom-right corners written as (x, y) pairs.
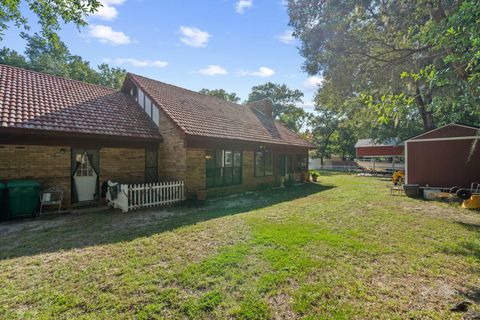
top-left (0, 183), bottom-right (334, 260)
top-left (441, 221), bottom-right (480, 262)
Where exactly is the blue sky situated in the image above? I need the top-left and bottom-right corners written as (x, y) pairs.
top-left (2, 0), bottom-right (322, 111)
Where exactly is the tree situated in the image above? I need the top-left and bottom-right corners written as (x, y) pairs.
top-left (0, 0), bottom-right (101, 45)
top-left (98, 64), bottom-right (127, 89)
top-left (247, 82), bottom-right (304, 118)
top-left (288, 0), bottom-right (480, 138)
top-left (246, 82), bottom-right (311, 132)
top-left (199, 88), bottom-right (241, 103)
top-left (279, 107), bottom-right (312, 134)
top-left (330, 124), bottom-right (357, 160)
top-left (310, 108), bottom-right (340, 165)
top-left (0, 48), bottom-right (28, 69)
top-left (0, 34), bottom-right (126, 89)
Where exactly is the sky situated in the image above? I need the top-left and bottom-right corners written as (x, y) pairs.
top-left (1, 0), bottom-right (322, 111)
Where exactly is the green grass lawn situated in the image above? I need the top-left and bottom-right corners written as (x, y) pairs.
top-left (1, 173), bottom-right (479, 319)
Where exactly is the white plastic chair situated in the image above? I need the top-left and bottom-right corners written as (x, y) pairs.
top-left (40, 187), bottom-right (64, 214)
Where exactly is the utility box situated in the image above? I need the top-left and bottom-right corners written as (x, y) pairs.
top-left (0, 183), bottom-right (8, 221)
top-left (7, 180), bottom-right (40, 218)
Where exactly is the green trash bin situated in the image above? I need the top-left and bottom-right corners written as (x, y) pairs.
top-left (7, 180), bottom-right (41, 218)
top-left (0, 183), bottom-right (8, 221)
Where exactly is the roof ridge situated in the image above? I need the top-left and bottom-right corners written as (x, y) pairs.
top-left (125, 72), bottom-right (314, 148)
top-left (127, 72), bottom-right (246, 108)
top-left (0, 63), bottom-right (118, 92)
top-left (0, 65), bottom-right (160, 140)
top-left (127, 72), bottom-right (310, 140)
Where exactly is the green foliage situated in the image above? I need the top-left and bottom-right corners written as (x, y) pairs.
top-left (247, 82), bottom-right (303, 118)
top-left (288, 0), bottom-right (480, 146)
top-left (247, 82), bottom-right (311, 132)
top-left (232, 293), bottom-right (271, 320)
top-left (180, 291), bottom-right (223, 318)
top-left (278, 106), bottom-right (312, 134)
top-left (0, 47), bottom-right (28, 68)
top-left (97, 63), bottom-right (127, 89)
top-left (0, 34), bottom-right (126, 89)
top-left (309, 108), bottom-right (341, 162)
top-left (199, 88), bottom-right (241, 103)
top-left (0, 0), bottom-right (101, 46)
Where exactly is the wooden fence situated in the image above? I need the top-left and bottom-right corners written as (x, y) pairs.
top-left (108, 181), bottom-right (186, 213)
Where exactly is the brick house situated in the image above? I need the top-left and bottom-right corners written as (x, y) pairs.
top-left (0, 64), bottom-right (314, 206)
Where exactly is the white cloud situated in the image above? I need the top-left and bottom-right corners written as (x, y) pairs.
top-left (236, 0), bottom-right (253, 14)
top-left (240, 67), bottom-right (275, 77)
top-left (179, 26), bottom-right (211, 47)
top-left (276, 30), bottom-right (295, 44)
top-left (88, 25), bottom-right (130, 45)
top-left (303, 76), bottom-right (324, 90)
top-left (91, 0), bottom-right (126, 21)
top-left (112, 58), bottom-right (168, 68)
top-left (199, 65), bottom-right (227, 76)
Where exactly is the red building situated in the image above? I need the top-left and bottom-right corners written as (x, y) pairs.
top-left (405, 123), bottom-right (480, 187)
top-left (355, 139), bottom-right (404, 158)
top-left (354, 139), bottom-right (404, 173)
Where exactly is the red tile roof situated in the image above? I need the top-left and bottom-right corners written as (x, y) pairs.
top-left (126, 73), bottom-right (314, 148)
top-left (0, 64), bottom-right (160, 140)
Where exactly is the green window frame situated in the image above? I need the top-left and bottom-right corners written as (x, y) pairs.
top-left (254, 149), bottom-right (273, 177)
top-left (206, 150), bottom-right (242, 188)
top-left (296, 154), bottom-right (308, 172)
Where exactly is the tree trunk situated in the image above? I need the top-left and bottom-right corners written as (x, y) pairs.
top-left (415, 85), bottom-right (436, 130)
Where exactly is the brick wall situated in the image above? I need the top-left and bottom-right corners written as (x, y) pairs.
top-left (0, 144), bottom-right (71, 203)
top-left (157, 109), bottom-right (187, 181)
top-left (99, 147), bottom-right (146, 184)
top-left (185, 148), bottom-right (205, 197)
top-left (0, 144), bottom-right (150, 208)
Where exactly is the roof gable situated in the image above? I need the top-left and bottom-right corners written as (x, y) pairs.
top-left (0, 64), bottom-right (161, 140)
top-left (407, 123), bottom-right (480, 141)
top-left (125, 73), bottom-right (314, 148)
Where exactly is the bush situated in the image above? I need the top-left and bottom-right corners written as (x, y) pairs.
top-left (309, 169), bottom-right (320, 177)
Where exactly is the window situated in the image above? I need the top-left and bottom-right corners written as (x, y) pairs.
top-left (138, 89), bottom-right (145, 109)
top-left (145, 96), bottom-right (152, 117)
top-left (152, 104), bottom-right (160, 126)
top-left (75, 153), bottom-right (95, 176)
top-left (130, 86), bottom-right (138, 100)
top-left (145, 149), bottom-right (158, 183)
top-left (254, 149), bottom-right (273, 177)
top-left (206, 150), bottom-right (242, 188)
top-left (296, 154), bottom-right (308, 172)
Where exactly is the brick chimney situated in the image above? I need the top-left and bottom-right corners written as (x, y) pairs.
top-left (248, 99), bottom-right (273, 118)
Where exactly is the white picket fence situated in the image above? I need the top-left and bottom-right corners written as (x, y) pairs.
top-left (108, 181), bottom-right (186, 213)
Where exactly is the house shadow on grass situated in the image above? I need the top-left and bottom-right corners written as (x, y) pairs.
top-left (441, 221), bottom-right (480, 262)
top-left (0, 183), bottom-right (334, 260)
